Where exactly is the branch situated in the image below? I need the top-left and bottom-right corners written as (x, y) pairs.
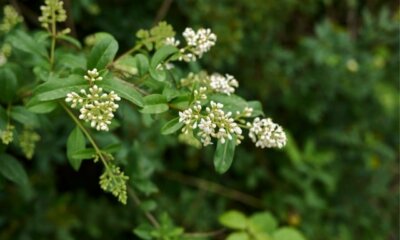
top-left (162, 171), bottom-right (265, 208)
top-left (153, 0), bottom-right (174, 25)
top-left (183, 229), bottom-right (226, 238)
top-left (128, 188), bottom-right (160, 228)
top-left (63, 0), bottom-right (77, 37)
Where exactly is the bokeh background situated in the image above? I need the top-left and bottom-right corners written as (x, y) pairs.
top-left (0, 0), bottom-right (399, 239)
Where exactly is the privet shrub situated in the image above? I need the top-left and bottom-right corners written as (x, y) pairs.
top-left (0, 1), bottom-right (308, 239)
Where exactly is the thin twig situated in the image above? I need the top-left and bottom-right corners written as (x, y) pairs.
top-left (162, 171), bottom-right (265, 208)
top-left (63, 0), bottom-right (77, 37)
top-left (11, 0), bottom-right (40, 26)
top-left (153, 0), bottom-right (174, 25)
top-left (128, 188), bottom-right (160, 228)
top-left (183, 228), bottom-right (226, 238)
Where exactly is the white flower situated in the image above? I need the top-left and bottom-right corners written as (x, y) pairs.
top-left (209, 73), bottom-right (238, 95)
top-left (65, 72), bottom-right (121, 131)
top-left (179, 100), bottom-right (243, 146)
top-left (84, 68), bottom-right (103, 83)
top-left (179, 27), bottom-right (217, 62)
top-left (164, 37), bottom-right (180, 47)
top-left (247, 118), bottom-right (287, 149)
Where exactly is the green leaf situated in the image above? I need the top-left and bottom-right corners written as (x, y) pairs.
top-left (227, 232), bottom-right (250, 240)
top-left (98, 76), bottom-right (144, 107)
top-left (272, 227), bottom-right (306, 240)
top-left (0, 153), bottom-right (29, 186)
top-left (214, 136), bottom-right (236, 174)
top-left (161, 117), bottom-right (184, 135)
top-left (140, 200), bottom-right (157, 212)
top-left (249, 212), bottom-right (278, 234)
top-left (114, 55), bottom-right (138, 75)
top-left (254, 233), bottom-right (272, 240)
top-left (70, 148), bottom-right (97, 160)
top-left (209, 94), bottom-right (248, 114)
top-left (26, 100), bottom-right (58, 114)
top-left (149, 67), bottom-right (167, 82)
top-left (33, 74), bottom-right (86, 102)
top-left (247, 101), bottom-right (265, 117)
top-left (140, 94), bottom-right (169, 114)
top-left (169, 95), bottom-right (190, 110)
top-left (103, 143), bottom-right (122, 154)
top-left (133, 54), bottom-right (149, 76)
top-left (0, 68), bottom-right (18, 103)
top-left (10, 106), bottom-right (40, 128)
top-left (66, 127), bottom-right (86, 171)
top-left (8, 30), bottom-right (47, 58)
top-left (87, 33), bottom-right (118, 70)
top-left (57, 34), bottom-right (82, 49)
top-left (150, 45), bottom-right (178, 70)
top-left (140, 104), bottom-right (169, 114)
top-left (133, 224), bottom-right (153, 240)
top-left (219, 210), bottom-right (247, 229)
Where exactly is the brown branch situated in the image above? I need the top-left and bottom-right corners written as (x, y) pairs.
top-left (128, 188), bottom-right (160, 228)
top-left (11, 0), bottom-right (40, 27)
top-left (153, 0), bottom-right (173, 25)
top-left (63, 0), bottom-right (77, 37)
top-left (162, 171), bottom-right (265, 209)
top-left (183, 229), bottom-right (226, 238)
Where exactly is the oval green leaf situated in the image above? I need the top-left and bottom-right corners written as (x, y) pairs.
top-left (0, 68), bottom-right (17, 103)
top-left (219, 210), bottom-right (247, 230)
top-left (214, 136), bottom-right (236, 174)
top-left (0, 153), bottom-right (29, 186)
top-left (161, 117), bottom-right (184, 135)
top-left (66, 127), bottom-right (86, 171)
top-left (87, 33), bottom-right (119, 70)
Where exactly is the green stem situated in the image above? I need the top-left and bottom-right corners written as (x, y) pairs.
top-left (60, 102), bottom-right (110, 169)
top-left (112, 44), bottom-right (142, 64)
top-left (62, 103), bottom-right (162, 228)
top-left (49, 6), bottom-right (56, 70)
top-left (6, 104), bottom-right (12, 126)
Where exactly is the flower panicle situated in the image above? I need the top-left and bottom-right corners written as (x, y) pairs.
top-left (38, 0), bottom-right (67, 29)
top-left (65, 69), bottom-right (121, 131)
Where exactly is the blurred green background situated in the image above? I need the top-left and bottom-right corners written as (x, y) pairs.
top-left (0, 0), bottom-right (399, 239)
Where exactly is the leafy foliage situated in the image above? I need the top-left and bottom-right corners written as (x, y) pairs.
top-left (0, 1), bottom-right (398, 240)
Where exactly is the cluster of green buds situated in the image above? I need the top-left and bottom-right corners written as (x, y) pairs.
top-left (38, 0), bottom-right (67, 29)
top-left (19, 128), bottom-right (41, 159)
top-left (99, 164), bottom-right (129, 204)
top-left (65, 69), bottom-right (121, 131)
top-left (0, 124), bottom-right (14, 145)
top-left (0, 43), bottom-right (12, 66)
top-left (0, 5), bottom-right (23, 33)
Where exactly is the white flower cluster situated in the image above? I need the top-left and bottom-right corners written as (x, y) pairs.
top-left (38, 0), bottom-right (67, 29)
top-left (247, 118), bottom-right (287, 149)
top-left (164, 37), bottom-right (180, 47)
top-left (65, 69), bottom-right (121, 131)
top-left (84, 68), bottom-right (103, 83)
top-left (180, 71), bottom-right (239, 96)
top-left (179, 101), bottom-right (243, 146)
top-left (183, 28), bottom-right (216, 56)
top-left (164, 28), bottom-right (217, 62)
top-left (209, 73), bottom-right (239, 95)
